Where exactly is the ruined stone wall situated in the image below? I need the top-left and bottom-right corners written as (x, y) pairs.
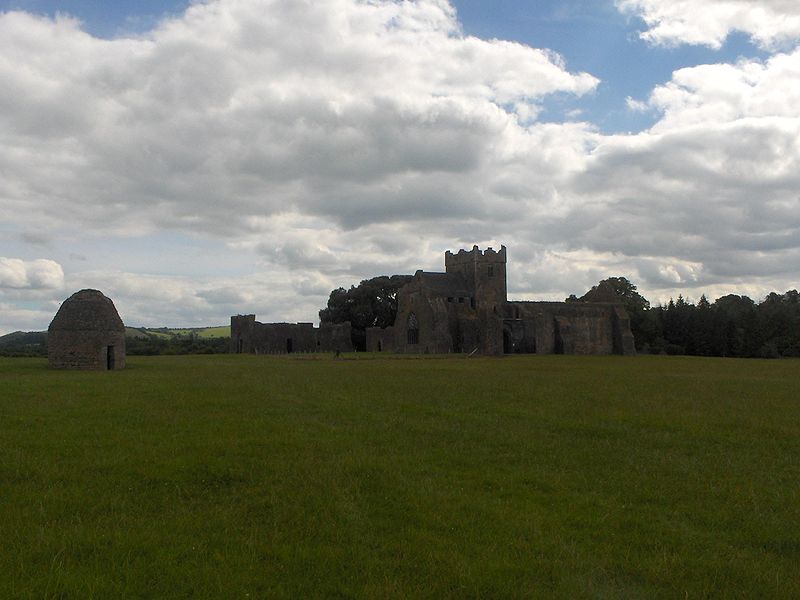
top-left (251, 322), bottom-right (316, 354)
top-left (505, 301), bottom-right (635, 355)
top-left (232, 315), bottom-right (353, 354)
top-left (393, 276), bottom-right (487, 354)
top-left (612, 307), bottom-right (636, 355)
top-left (366, 326), bottom-right (395, 352)
top-left (393, 282), bottom-right (440, 353)
top-left (318, 322), bottom-right (354, 352)
top-left (478, 308), bottom-right (504, 356)
top-left (231, 314), bottom-right (256, 353)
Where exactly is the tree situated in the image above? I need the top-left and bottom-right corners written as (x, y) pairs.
top-left (688, 294), bottom-right (713, 355)
top-left (595, 277), bottom-right (654, 350)
top-left (598, 277), bottom-right (651, 311)
top-left (319, 275), bottom-right (413, 350)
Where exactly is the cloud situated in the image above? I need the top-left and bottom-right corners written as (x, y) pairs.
top-left (0, 1), bottom-right (597, 238)
top-left (0, 258), bottom-right (64, 290)
top-left (564, 49), bottom-right (800, 291)
top-left (616, 0), bottom-right (800, 49)
top-left (60, 268), bottom-right (335, 328)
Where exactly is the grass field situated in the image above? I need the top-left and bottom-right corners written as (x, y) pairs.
top-left (1, 354), bottom-right (798, 599)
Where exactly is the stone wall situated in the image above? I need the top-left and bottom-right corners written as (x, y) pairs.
top-left (318, 322), bottom-right (354, 352)
top-left (231, 315), bottom-right (353, 354)
top-left (366, 326), bottom-right (395, 352)
top-left (48, 330), bottom-right (127, 370)
top-left (503, 301), bottom-right (635, 355)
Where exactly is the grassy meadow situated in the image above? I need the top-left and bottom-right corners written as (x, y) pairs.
top-left (1, 354), bottom-right (798, 598)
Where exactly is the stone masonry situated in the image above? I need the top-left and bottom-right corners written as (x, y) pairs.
top-left (48, 289), bottom-right (126, 370)
top-left (230, 315), bottom-right (353, 354)
top-left (366, 245), bottom-right (636, 356)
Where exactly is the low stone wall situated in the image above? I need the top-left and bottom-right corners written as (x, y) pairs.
top-left (231, 315), bottom-right (354, 354)
top-left (366, 326), bottom-right (395, 352)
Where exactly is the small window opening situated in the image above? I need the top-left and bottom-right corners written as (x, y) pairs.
top-left (488, 265), bottom-right (494, 277)
top-left (459, 297), bottom-right (465, 304)
top-left (407, 313), bottom-right (419, 345)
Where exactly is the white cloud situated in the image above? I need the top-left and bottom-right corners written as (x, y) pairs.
top-left (564, 48), bottom-right (800, 294)
top-left (626, 96), bottom-right (649, 112)
top-left (0, 258), bottom-right (64, 290)
top-left (0, 1), bottom-right (597, 237)
top-left (616, 0), bottom-right (800, 49)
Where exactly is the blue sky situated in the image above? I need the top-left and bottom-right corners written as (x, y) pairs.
top-left (1, 0), bottom-right (799, 331)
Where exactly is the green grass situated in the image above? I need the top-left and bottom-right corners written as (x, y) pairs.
top-left (1, 354), bottom-right (798, 599)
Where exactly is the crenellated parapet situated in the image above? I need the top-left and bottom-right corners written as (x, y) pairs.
top-left (444, 245), bottom-right (507, 266)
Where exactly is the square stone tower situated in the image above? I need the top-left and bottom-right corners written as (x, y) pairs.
top-left (444, 245), bottom-right (507, 309)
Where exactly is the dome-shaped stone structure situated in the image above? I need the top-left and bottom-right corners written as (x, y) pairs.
top-left (48, 289), bottom-right (126, 370)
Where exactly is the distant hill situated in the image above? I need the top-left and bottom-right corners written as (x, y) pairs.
top-left (0, 326), bottom-right (231, 357)
top-left (125, 326), bottom-right (231, 340)
top-left (0, 331), bottom-right (48, 357)
top-left (124, 326), bottom-right (231, 355)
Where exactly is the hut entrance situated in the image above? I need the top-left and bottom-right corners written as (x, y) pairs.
top-left (377, 340), bottom-right (382, 352)
top-left (107, 346), bottom-right (115, 370)
top-left (503, 329), bottom-right (511, 354)
top-left (286, 338), bottom-right (293, 353)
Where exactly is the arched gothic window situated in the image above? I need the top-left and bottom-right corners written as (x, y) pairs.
top-left (407, 312), bottom-right (419, 345)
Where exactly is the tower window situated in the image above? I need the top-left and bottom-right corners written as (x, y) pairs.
top-left (488, 265), bottom-right (494, 277)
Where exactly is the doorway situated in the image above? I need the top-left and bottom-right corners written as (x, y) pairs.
top-left (286, 338), bottom-right (293, 354)
top-left (107, 345), bottom-right (115, 370)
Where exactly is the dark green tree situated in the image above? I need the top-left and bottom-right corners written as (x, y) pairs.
top-left (319, 274), bottom-right (413, 350)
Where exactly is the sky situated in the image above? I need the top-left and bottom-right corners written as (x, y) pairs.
top-left (1, 0), bottom-right (799, 333)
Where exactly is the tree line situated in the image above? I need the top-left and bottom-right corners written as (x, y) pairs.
top-left (620, 287), bottom-right (800, 358)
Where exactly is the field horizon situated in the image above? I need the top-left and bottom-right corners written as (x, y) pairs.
top-left (2, 354), bottom-right (798, 598)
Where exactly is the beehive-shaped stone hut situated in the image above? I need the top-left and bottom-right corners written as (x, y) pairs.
top-left (48, 289), bottom-right (126, 370)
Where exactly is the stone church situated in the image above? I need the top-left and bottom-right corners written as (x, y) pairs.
top-left (366, 245), bottom-right (636, 356)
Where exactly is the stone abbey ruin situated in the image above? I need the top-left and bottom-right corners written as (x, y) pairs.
top-left (233, 245), bottom-right (636, 356)
top-left (48, 289), bottom-right (126, 370)
top-left (230, 318), bottom-right (354, 355)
